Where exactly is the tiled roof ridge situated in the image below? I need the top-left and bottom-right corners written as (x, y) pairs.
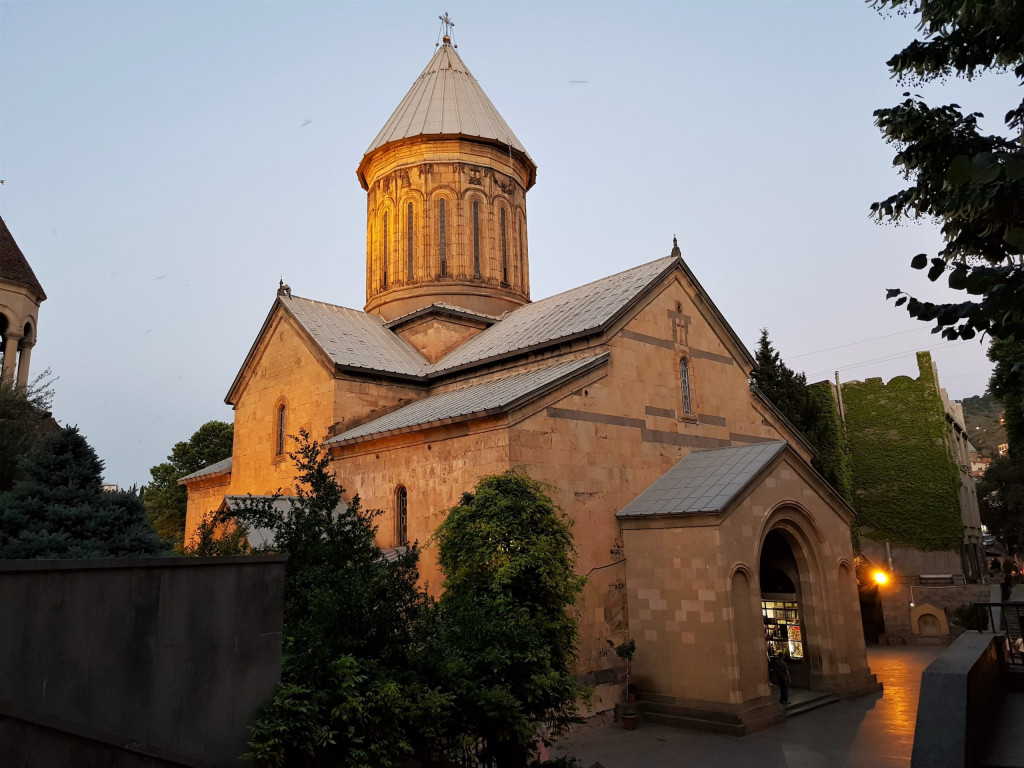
top-left (0, 215), bottom-right (46, 300)
top-left (384, 301), bottom-right (501, 329)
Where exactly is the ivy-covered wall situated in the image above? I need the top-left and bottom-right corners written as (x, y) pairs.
top-left (840, 352), bottom-right (963, 552)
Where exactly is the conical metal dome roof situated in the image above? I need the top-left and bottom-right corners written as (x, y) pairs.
top-left (359, 39), bottom-right (534, 186)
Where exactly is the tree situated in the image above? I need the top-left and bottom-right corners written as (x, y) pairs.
top-left (428, 471), bottom-right (587, 768)
top-left (0, 426), bottom-right (164, 559)
top-left (750, 329), bottom-right (820, 436)
top-left (235, 431), bottom-right (445, 768)
top-left (872, 1), bottom-right (1024, 342)
top-left (0, 370), bottom-right (57, 492)
top-left (978, 455), bottom-right (1024, 548)
top-left (142, 420), bottom-right (233, 549)
top-left (988, 338), bottom-right (1024, 457)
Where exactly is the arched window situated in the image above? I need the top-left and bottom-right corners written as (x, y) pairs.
top-left (500, 207), bottom-right (509, 285)
top-left (472, 199), bottom-right (481, 279)
top-left (680, 359), bottom-right (693, 415)
top-left (396, 486), bottom-right (408, 546)
top-left (275, 403), bottom-right (286, 456)
top-left (382, 210), bottom-right (389, 288)
top-left (518, 220), bottom-right (525, 289)
top-left (406, 201), bottom-right (414, 281)
top-left (438, 198), bottom-right (447, 277)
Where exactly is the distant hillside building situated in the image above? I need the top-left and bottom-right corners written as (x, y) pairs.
top-left (183, 32), bottom-right (878, 731)
top-left (0, 216), bottom-right (45, 387)
top-left (816, 352), bottom-right (986, 643)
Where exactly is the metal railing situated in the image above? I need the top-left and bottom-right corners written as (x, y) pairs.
top-left (973, 602), bottom-right (1024, 665)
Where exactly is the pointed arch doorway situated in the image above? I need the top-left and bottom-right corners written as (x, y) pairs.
top-left (760, 528), bottom-right (811, 689)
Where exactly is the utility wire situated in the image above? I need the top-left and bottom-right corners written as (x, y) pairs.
top-left (803, 339), bottom-right (975, 381)
top-left (783, 326), bottom-right (932, 361)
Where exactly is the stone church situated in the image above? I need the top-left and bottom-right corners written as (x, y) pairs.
top-left (183, 32), bottom-right (877, 733)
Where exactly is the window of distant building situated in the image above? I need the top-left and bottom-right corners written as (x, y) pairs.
top-left (680, 359), bottom-right (693, 415)
top-left (396, 486), bottom-right (408, 547)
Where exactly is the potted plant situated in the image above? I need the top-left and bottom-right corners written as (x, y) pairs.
top-left (608, 639), bottom-right (637, 730)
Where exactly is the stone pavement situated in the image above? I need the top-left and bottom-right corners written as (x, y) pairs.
top-left (551, 646), bottom-right (943, 768)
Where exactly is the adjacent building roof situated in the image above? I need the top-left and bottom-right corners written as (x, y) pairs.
top-left (363, 40), bottom-right (532, 164)
top-left (0, 215), bottom-right (46, 301)
top-left (616, 441), bottom-right (788, 518)
top-left (178, 456), bottom-right (233, 484)
top-left (328, 352), bottom-right (609, 445)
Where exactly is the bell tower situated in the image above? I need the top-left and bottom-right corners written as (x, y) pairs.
top-left (357, 28), bottom-right (536, 323)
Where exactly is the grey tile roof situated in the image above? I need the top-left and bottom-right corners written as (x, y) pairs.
top-left (427, 255), bottom-right (677, 374)
top-left (178, 457), bottom-right (233, 484)
top-left (384, 302), bottom-right (499, 329)
top-left (363, 42), bottom-right (531, 161)
top-left (282, 295), bottom-right (429, 377)
top-left (328, 352), bottom-right (608, 445)
top-left (223, 495), bottom-right (348, 550)
top-left (616, 441), bottom-right (788, 518)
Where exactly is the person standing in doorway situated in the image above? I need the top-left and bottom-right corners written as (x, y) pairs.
top-left (770, 653), bottom-right (790, 705)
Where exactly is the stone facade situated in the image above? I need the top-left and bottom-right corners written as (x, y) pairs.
top-left (183, 35), bottom-right (877, 729)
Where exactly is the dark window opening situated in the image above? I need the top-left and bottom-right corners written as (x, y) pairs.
top-left (382, 211), bottom-right (389, 289)
top-left (396, 486), bottom-right (408, 547)
top-left (275, 404), bottom-right (286, 456)
top-left (500, 208), bottom-right (508, 285)
top-left (407, 202), bottom-right (414, 281)
top-left (472, 200), bottom-right (481, 279)
top-left (680, 359), bottom-right (692, 414)
top-left (439, 199), bottom-right (447, 277)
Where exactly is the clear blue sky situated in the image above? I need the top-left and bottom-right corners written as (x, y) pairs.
top-left (2, 1), bottom-right (1017, 488)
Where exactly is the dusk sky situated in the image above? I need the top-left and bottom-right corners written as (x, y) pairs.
top-left (2, 1), bottom-right (1017, 489)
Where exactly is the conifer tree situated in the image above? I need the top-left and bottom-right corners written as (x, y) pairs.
top-left (750, 328), bottom-right (820, 439)
top-left (0, 426), bottom-right (164, 558)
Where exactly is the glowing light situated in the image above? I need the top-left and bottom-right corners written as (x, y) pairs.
top-left (873, 570), bottom-right (889, 585)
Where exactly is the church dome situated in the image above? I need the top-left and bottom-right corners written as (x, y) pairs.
top-left (358, 35), bottom-right (536, 324)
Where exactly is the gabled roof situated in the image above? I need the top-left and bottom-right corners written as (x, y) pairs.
top-left (178, 456), bottom-right (233, 484)
top-left (327, 352), bottom-right (608, 446)
top-left (0, 215), bottom-right (46, 301)
top-left (428, 255), bottom-right (678, 374)
top-left (282, 295), bottom-right (428, 377)
top-left (616, 441), bottom-right (787, 518)
top-left (361, 41), bottom-right (532, 171)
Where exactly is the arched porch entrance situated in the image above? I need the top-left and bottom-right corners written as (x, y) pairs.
top-left (759, 527), bottom-right (812, 689)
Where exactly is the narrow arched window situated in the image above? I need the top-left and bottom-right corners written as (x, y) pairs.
top-left (275, 404), bottom-right (286, 456)
top-left (518, 222), bottom-right (525, 289)
top-left (438, 198), bottom-right (447, 277)
top-left (500, 207), bottom-right (509, 285)
top-left (680, 359), bottom-right (693, 415)
top-left (472, 200), bottom-right (481, 279)
top-left (407, 201), bottom-right (414, 281)
top-left (382, 211), bottom-right (389, 289)
top-left (396, 486), bottom-right (408, 547)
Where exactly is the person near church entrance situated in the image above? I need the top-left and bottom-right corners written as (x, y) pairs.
top-left (770, 653), bottom-right (790, 705)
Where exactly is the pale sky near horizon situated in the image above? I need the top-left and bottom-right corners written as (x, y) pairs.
top-left (2, 1), bottom-right (1017, 489)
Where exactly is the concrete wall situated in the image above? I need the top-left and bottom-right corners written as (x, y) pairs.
top-left (0, 556), bottom-right (285, 767)
top-left (911, 632), bottom-right (1004, 768)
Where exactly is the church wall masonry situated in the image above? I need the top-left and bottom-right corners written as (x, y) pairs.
top-left (182, 32), bottom-right (879, 731)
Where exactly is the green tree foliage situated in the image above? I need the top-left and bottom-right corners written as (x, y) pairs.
top-left (988, 338), bottom-right (1024, 457)
top-left (236, 431), bottom-right (446, 768)
top-left (961, 392), bottom-right (1008, 459)
top-left (142, 420), bottom-right (233, 549)
top-left (872, 1), bottom-right (1024, 341)
top-left (0, 370), bottom-right (56, 492)
top-left (0, 426), bottom-right (164, 558)
top-left (978, 455), bottom-right (1024, 548)
top-left (750, 330), bottom-right (852, 502)
top-left (428, 471), bottom-right (587, 768)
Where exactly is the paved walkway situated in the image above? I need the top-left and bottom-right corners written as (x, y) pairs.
top-left (552, 646), bottom-right (944, 768)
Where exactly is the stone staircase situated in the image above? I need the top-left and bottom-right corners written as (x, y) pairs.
top-left (784, 691), bottom-right (840, 717)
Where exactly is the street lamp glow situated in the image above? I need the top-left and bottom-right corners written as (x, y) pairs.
top-left (873, 570), bottom-right (889, 585)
